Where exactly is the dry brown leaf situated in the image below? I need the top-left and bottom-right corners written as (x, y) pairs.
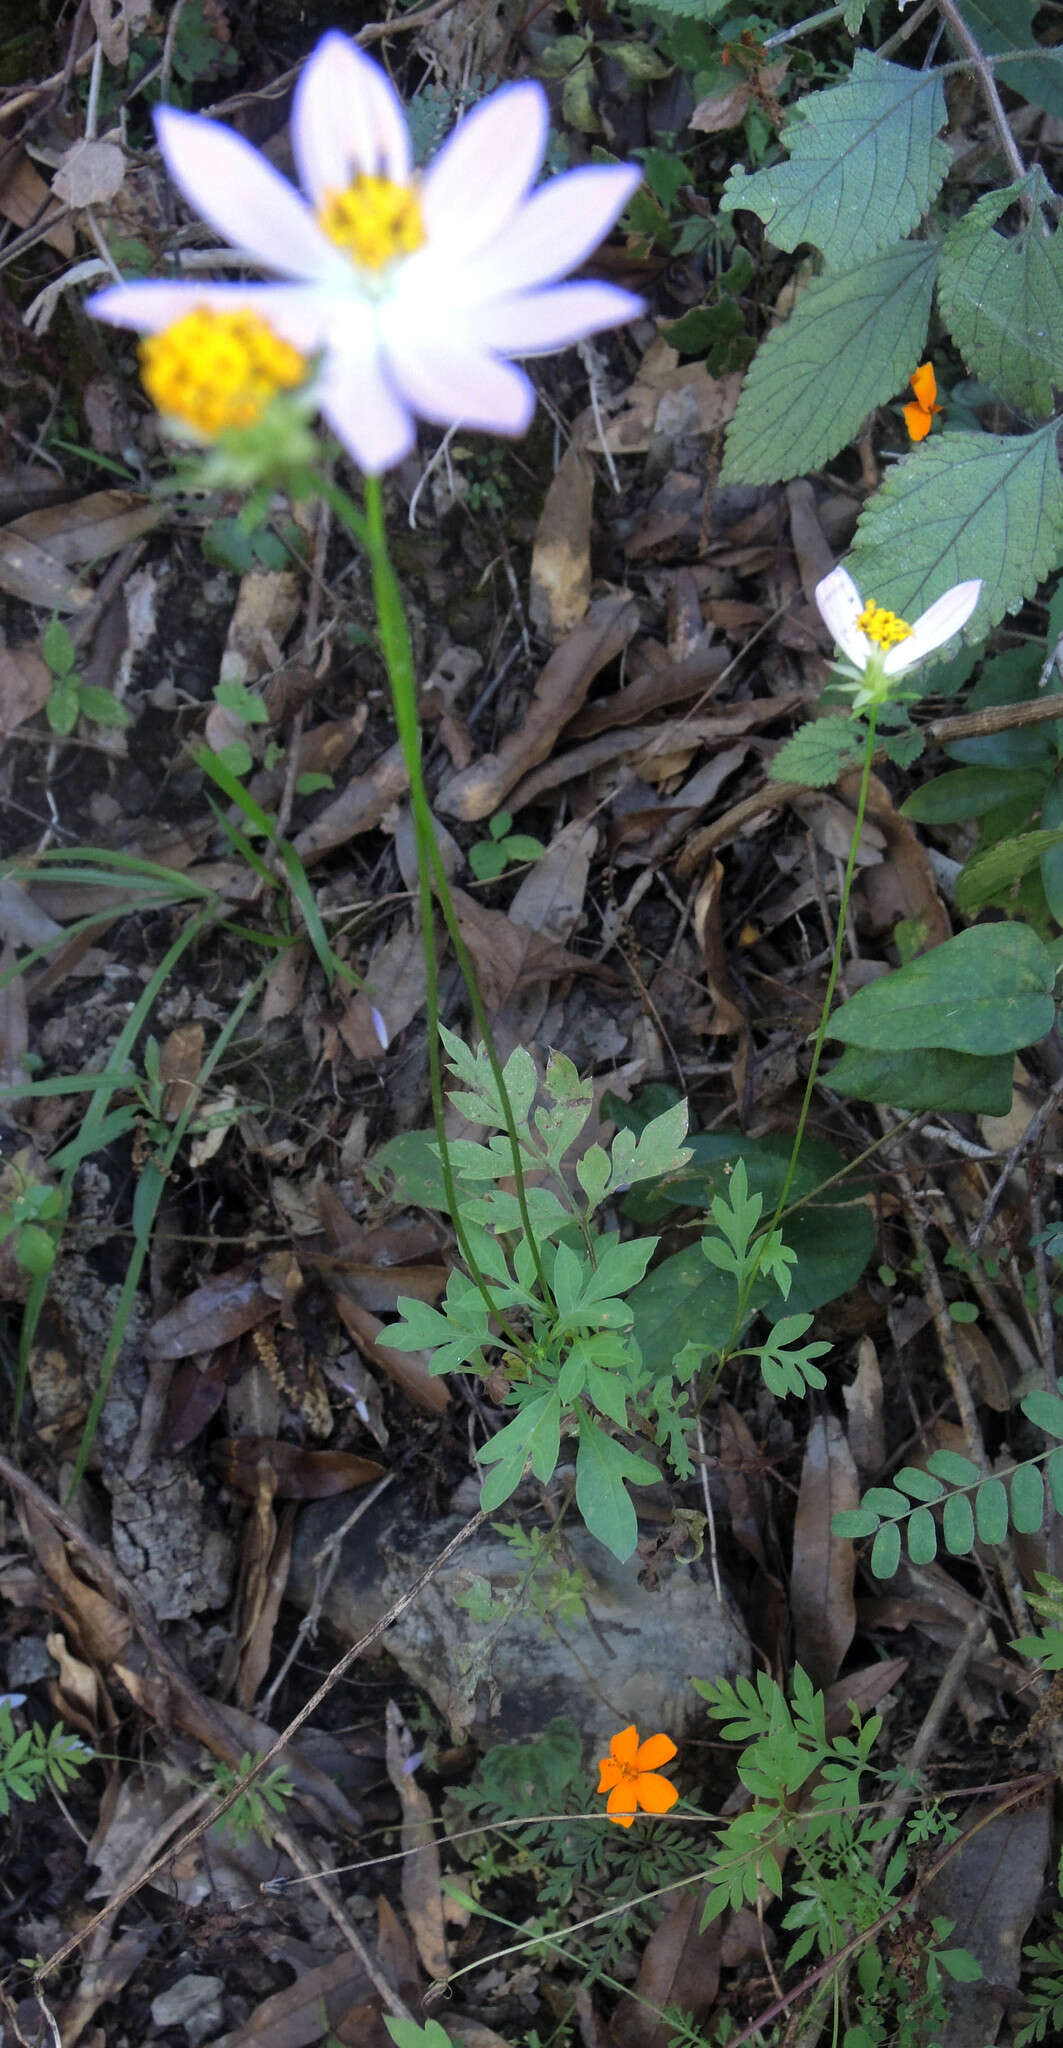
top-left (790, 1413), bottom-right (858, 1688)
top-left (564, 638), bottom-right (728, 739)
top-left (59, 1929), bottom-right (155, 2048)
top-left (922, 1795), bottom-right (1050, 2047)
top-left (211, 1950), bottom-right (371, 2048)
top-left (260, 939), bottom-right (310, 1024)
top-left (293, 740), bottom-right (409, 863)
top-left (385, 1699), bottom-right (448, 1981)
top-left (159, 1022), bottom-right (205, 1122)
top-left (842, 1336), bottom-right (886, 1479)
top-left (0, 643), bottom-right (52, 735)
top-left (332, 1291), bottom-right (451, 1415)
top-left (6, 489), bottom-right (160, 565)
top-left (52, 138), bottom-right (126, 209)
top-left (89, 0), bottom-right (152, 65)
top-left (435, 593), bottom-right (641, 821)
top-left (513, 698), bottom-right (804, 816)
top-left (693, 858), bottom-right (744, 1037)
top-left (214, 1437), bottom-right (386, 1499)
top-left (235, 1502), bottom-right (295, 1711)
top-left (822, 1656), bottom-right (909, 1734)
top-left (219, 567), bottom-right (301, 687)
top-left (447, 884), bottom-right (619, 1014)
top-left (147, 1265), bottom-right (276, 1360)
top-left (856, 772), bottom-right (951, 946)
top-left (338, 918), bottom-right (427, 1062)
top-left (582, 340), bottom-right (742, 457)
top-left (717, 1400), bottom-right (771, 1568)
top-left (625, 471), bottom-right (703, 559)
top-left (611, 1886), bottom-right (720, 2048)
top-left (0, 151), bottom-right (74, 255)
top-left (19, 1503), bottom-right (130, 1667)
top-left (529, 441), bottom-right (594, 640)
top-left (46, 1629), bottom-right (108, 1737)
top-left (689, 59), bottom-right (788, 133)
top-left (0, 526), bottom-right (92, 611)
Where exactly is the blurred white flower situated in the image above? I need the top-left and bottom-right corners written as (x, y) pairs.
top-left (88, 32), bottom-right (643, 472)
top-left (815, 566), bottom-right (982, 683)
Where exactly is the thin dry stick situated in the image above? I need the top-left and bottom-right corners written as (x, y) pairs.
top-left (0, 1450), bottom-right (485, 1981)
top-left (935, 0), bottom-right (1028, 184)
top-left (261, 1472), bottom-right (394, 1716)
top-left (928, 1191), bottom-right (1042, 1385)
top-left (969, 1069), bottom-right (1063, 1253)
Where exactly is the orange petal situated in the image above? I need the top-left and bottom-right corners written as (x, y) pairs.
top-left (909, 361), bottom-right (937, 410)
top-left (635, 1733), bottom-right (677, 1771)
top-left (597, 1759), bottom-right (623, 1792)
top-left (607, 1783), bottom-right (638, 1825)
top-left (904, 400), bottom-right (932, 442)
top-left (635, 1772), bottom-right (679, 1816)
top-left (609, 1725), bottom-right (640, 1767)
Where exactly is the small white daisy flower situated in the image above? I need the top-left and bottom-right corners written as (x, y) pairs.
top-left (815, 566), bottom-right (983, 699)
top-left (87, 32), bottom-right (644, 473)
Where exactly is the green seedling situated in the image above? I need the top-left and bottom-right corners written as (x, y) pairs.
top-left (469, 810), bottom-right (546, 881)
top-left (41, 619), bottom-right (130, 737)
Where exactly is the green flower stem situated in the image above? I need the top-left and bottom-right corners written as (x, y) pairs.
top-left (318, 469), bottom-right (550, 1319)
top-left (727, 707), bottom-right (880, 1351)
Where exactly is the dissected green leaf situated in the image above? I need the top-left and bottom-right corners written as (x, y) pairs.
top-left (722, 52), bottom-right (948, 268)
top-left (720, 241), bottom-right (939, 484)
top-left (769, 715), bottom-right (868, 788)
top-left (938, 174), bottom-right (1063, 417)
top-left (827, 923), bottom-right (1056, 1056)
top-left (829, 1040), bottom-right (1016, 1115)
top-left (848, 422), bottom-right (1063, 635)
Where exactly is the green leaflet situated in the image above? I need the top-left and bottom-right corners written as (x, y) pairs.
top-left (722, 52), bottom-right (948, 270)
top-left (938, 173), bottom-right (1063, 417)
top-left (720, 241), bottom-right (939, 485)
top-left (848, 422), bottom-right (1063, 633)
top-left (826, 922), bottom-right (1057, 1056)
top-left (955, 826), bottom-right (1063, 914)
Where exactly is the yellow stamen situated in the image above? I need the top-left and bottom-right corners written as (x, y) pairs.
top-left (318, 174), bottom-right (425, 270)
top-left (857, 601), bottom-right (912, 651)
top-left (139, 307), bottom-right (307, 438)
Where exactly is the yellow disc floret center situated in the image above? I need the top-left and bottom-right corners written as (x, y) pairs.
top-left (857, 601), bottom-right (913, 651)
top-left (139, 307), bottom-right (307, 438)
top-left (318, 174), bottom-right (425, 270)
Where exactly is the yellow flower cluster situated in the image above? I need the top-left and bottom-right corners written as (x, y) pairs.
top-left (318, 174), bottom-right (425, 270)
top-left (855, 601), bottom-right (913, 652)
top-left (138, 306), bottom-right (307, 438)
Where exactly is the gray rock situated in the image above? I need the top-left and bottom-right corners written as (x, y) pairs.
top-left (288, 1489), bottom-right (750, 1743)
top-left (149, 1973), bottom-right (224, 2043)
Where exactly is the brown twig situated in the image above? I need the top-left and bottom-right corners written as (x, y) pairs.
top-left (935, 0), bottom-right (1028, 184)
top-left (968, 1070), bottom-right (1063, 1254)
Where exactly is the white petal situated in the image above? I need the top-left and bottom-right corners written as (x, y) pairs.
top-left (291, 31), bottom-right (411, 205)
top-left (317, 329), bottom-right (415, 473)
top-left (814, 566), bottom-right (869, 671)
top-left (421, 83), bottom-right (547, 259)
top-left (155, 105), bottom-right (340, 280)
top-left (473, 280), bottom-right (645, 355)
top-left (87, 278), bottom-right (331, 351)
top-left (385, 333), bottom-right (535, 436)
top-left (883, 578), bottom-right (983, 675)
top-left (454, 164), bottom-right (642, 301)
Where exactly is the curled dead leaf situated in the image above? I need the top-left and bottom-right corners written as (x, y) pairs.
top-left (213, 1437), bottom-right (386, 1499)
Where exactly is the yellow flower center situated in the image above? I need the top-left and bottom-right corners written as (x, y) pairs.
top-left (318, 174), bottom-right (425, 270)
top-left (857, 601), bottom-right (912, 651)
top-left (139, 307), bottom-right (307, 438)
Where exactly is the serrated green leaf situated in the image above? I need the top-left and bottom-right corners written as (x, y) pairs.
top-left (826, 923), bottom-right (1056, 1056)
top-left (871, 1522), bottom-right (901, 1578)
top-left (769, 715), bottom-right (867, 788)
top-left (938, 173), bottom-right (1063, 417)
top-left (907, 1506), bottom-right (939, 1564)
top-left (722, 52), bottom-right (948, 268)
top-left (975, 1476), bottom-right (1009, 1544)
top-left (721, 241), bottom-right (939, 485)
top-left (942, 1491), bottom-right (975, 1554)
top-left (848, 422), bottom-right (1063, 636)
top-left (828, 1043), bottom-right (1016, 1116)
top-left (956, 826), bottom-right (1063, 913)
top-left (1010, 1461), bottom-right (1045, 1534)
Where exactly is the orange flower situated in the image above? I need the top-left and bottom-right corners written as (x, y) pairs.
top-left (903, 361), bottom-right (943, 442)
top-left (596, 1724), bottom-right (678, 1828)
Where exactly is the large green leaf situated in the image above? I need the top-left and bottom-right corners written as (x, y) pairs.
top-left (720, 241), bottom-right (938, 485)
top-left (827, 923), bottom-right (1057, 1055)
top-left (953, 0), bottom-right (1063, 120)
top-left (827, 1043), bottom-right (1016, 1114)
top-left (848, 422), bottom-right (1063, 634)
top-left (722, 52), bottom-right (948, 269)
top-left (938, 174), bottom-right (1063, 417)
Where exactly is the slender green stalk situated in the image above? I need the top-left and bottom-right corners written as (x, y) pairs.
top-left (346, 471), bottom-right (551, 1316)
top-left (725, 709), bottom-right (880, 1353)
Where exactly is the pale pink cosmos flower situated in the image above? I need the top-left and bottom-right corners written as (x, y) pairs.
top-left (87, 32), bottom-right (643, 473)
